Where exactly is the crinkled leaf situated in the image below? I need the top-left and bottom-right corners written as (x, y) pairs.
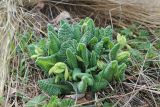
top-left (48, 31), bottom-right (60, 55)
top-left (94, 40), bottom-right (104, 55)
top-left (66, 48), bottom-right (78, 69)
top-left (38, 78), bottom-right (72, 96)
top-left (138, 29), bottom-right (149, 37)
top-left (47, 23), bottom-right (58, 36)
top-left (88, 37), bottom-right (98, 49)
top-left (114, 63), bottom-right (127, 81)
top-left (98, 60), bottom-right (118, 82)
top-left (72, 24), bottom-right (81, 41)
top-left (80, 31), bottom-right (93, 45)
top-left (58, 40), bottom-right (76, 60)
top-left (81, 17), bottom-right (95, 34)
top-left (116, 51), bottom-right (130, 63)
top-left (92, 76), bottom-right (108, 92)
top-left (97, 60), bottom-right (106, 70)
top-left (38, 38), bottom-right (47, 52)
top-left (25, 94), bottom-right (47, 107)
top-left (105, 26), bottom-right (113, 40)
top-left (109, 43), bottom-right (120, 61)
top-left (58, 20), bottom-right (74, 42)
top-left (77, 43), bottom-right (89, 68)
top-left (46, 96), bottom-right (60, 107)
top-left (89, 51), bottom-right (97, 67)
top-left (28, 44), bottom-right (36, 56)
top-left (60, 99), bottom-right (74, 107)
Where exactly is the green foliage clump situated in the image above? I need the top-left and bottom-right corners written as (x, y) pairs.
top-left (28, 17), bottom-right (130, 95)
top-left (43, 96), bottom-right (74, 107)
top-left (26, 95), bottom-right (74, 107)
top-left (118, 24), bottom-right (159, 69)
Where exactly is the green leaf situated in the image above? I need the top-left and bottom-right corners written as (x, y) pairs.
top-left (129, 49), bottom-right (143, 62)
top-left (47, 23), bottom-right (59, 55)
top-left (35, 46), bottom-right (44, 55)
top-left (58, 40), bottom-right (76, 60)
top-left (58, 20), bottom-right (74, 42)
top-left (46, 96), bottom-right (74, 107)
top-left (138, 29), bottom-right (149, 37)
top-left (49, 62), bottom-right (67, 74)
top-left (109, 43), bottom-right (120, 61)
top-left (121, 28), bottom-right (133, 37)
top-left (82, 76), bottom-right (93, 86)
top-left (97, 60), bottom-right (106, 70)
top-left (89, 51), bottom-right (97, 67)
top-left (38, 78), bottom-right (61, 96)
top-left (64, 67), bottom-right (69, 81)
top-left (38, 78), bottom-right (72, 96)
top-left (66, 48), bottom-right (78, 69)
top-left (81, 17), bottom-right (95, 34)
top-left (78, 79), bottom-right (87, 93)
top-left (60, 99), bottom-right (74, 107)
top-left (31, 54), bottom-right (39, 59)
top-left (117, 33), bottom-right (127, 48)
top-left (105, 26), bottom-right (113, 40)
top-left (28, 44), bottom-right (36, 56)
top-left (35, 55), bottom-right (57, 73)
top-left (94, 40), bottom-right (104, 56)
top-left (28, 39), bottom-right (47, 57)
top-left (94, 27), bottom-right (100, 40)
top-left (86, 66), bottom-right (97, 73)
top-left (116, 51), bottom-right (130, 63)
top-left (102, 37), bottom-right (110, 49)
top-left (114, 63), bottom-right (127, 81)
top-left (72, 24), bottom-right (81, 41)
top-left (77, 43), bottom-right (89, 68)
top-left (72, 68), bottom-right (81, 80)
top-left (55, 75), bottom-right (61, 83)
top-left (49, 62), bottom-right (69, 82)
top-left (147, 45), bottom-right (158, 58)
top-left (25, 94), bottom-right (47, 107)
top-left (0, 96), bottom-right (4, 106)
top-left (47, 23), bottom-right (57, 36)
top-left (76, 55), bottom-right (83, 62)
top-left (92, 76), bottom-right (108, 92)
top-left (72, 68), bottom-right (92, 81)
top-left (80, 31), bottom-right (93, 45)
top-left (38, 38), bottom-right (47, 52)
top-left (18, 32), bottom-right (32, 52)
top-left (88, 37), bottom-right (98, 48)
top-left (48, 31), bottom-right (60, 55)
top-left (98, 60), bottom-right (118, 82)
top-left (102, 36), bottom-right (114, 49)
top-left (111, 60), bottom-right (118, 74)
top-left (98, 26), bottom-right (112, 41)
top-left (46, 96), bottom-right (60, 107)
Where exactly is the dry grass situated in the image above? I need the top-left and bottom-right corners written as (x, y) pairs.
top-left (0, 0), bottom-right (17, 98)
top-left (0, 0), bottom-right (160, 107)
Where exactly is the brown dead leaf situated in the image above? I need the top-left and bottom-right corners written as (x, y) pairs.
top-left (50, 11), bottom-right (71, 25)
top-left (76, 97), bottom-right (90, 104)
top-left (31, 1), bottom-right (45, 13)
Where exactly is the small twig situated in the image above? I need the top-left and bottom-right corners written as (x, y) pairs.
top-left (72, 89), bottom-right (142, 107)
